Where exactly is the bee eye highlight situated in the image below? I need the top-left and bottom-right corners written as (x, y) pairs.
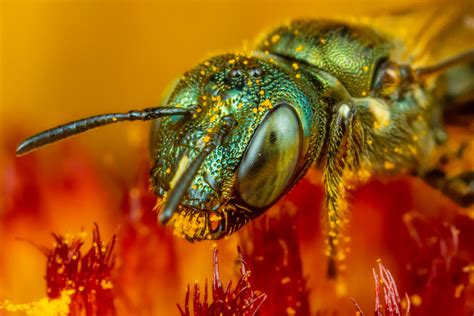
top-left (237, 103), bottom-right (302, 208)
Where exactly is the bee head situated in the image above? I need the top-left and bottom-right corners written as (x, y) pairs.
top-left (150, 53), bottom-right (325, 240)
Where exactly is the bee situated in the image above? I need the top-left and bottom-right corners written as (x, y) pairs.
top-left (16, 7), bottom-right (474, 276)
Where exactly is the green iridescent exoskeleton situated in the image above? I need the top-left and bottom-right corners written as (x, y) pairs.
top-left (16, 18), bottom-right (474, 276)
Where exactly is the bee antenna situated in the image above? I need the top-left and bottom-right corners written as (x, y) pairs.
top-left (413, 49), bottom-right (474, 78)
top-left (16, 107), bottom-right (190, 156)
top-left (159, 117), bottom-right (236, 224)
top-left (158, 142), bottom-right (216, 224)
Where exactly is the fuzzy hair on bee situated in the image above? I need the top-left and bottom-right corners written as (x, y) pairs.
top-left (16, 7), bottom-right (474, 277)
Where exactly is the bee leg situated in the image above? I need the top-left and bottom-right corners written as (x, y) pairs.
top-left (323, 102), bottom-right (362, 278)
top-left (423, 169), bottom-right (474, 207)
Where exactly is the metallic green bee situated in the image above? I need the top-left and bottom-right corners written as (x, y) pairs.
top-left (17, 17), bottom-right (474, 276)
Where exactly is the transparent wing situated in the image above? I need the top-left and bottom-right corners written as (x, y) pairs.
top-left (342, 1), bottom-right (474, 67)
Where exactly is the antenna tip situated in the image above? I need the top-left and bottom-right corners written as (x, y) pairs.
top-left (15, 142), bottom-right (29, 156)
top-left (158, 210), bottom-right (173, 224)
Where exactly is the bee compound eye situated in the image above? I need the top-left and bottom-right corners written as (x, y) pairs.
top-left (236, 103), bottom-right (302, 208)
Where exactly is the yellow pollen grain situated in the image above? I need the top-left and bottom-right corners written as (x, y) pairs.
top-left (112, 117), bottom-right (117, 122)
top-left (410, 294), bottom-right (422, 306)
top-left (281, 277), bottom-right (291, 284)
top-left (361, 91), bottom-right (367, 96)
top-left (203, 135), bottom-right (211, 143)
top-left (204, 61), bottom-right (210, 66)
top-left (286, 307), bottom-right (296, 315)
top-left (295, 45), bottom-right (304, 52)
top-left (259, 90), bottom-right (265, 96)
top-left (362, 65), bottom-right (369, 72)
top-left (271, 34), bottom-right (281, 43)
top-left (292, 63), bottom-right (299, 70)
top-left (243, 60), bottom-right (248, 65)
top-left (367, 139), bottom-right (373, 145)
top-left (101, 279), bottom-right (113, 290)
top-left (454, 284), bottom-right (465, 298)
top-left (191, 185), bottom-right (197, 190)
top-left (320, 38), bottom-right (326, 44)
top-left (200, 70), bottom-right (205, 76)
top-left (210, 214), bottom-right (221, 222)
top-left (263, 40), bottom-right (270, 47)
top-left (295, 73), bottom-right (301, 79)
top-left (238, 103), bottom-right (244, 109)
top-left (384, 161), bottom-right (395, 170)
top-left (261, 99), bottom-right (273, 109)
top-left (228, 59), bottom-right (236, 64)
top-left (252, 108), bottom-right (258, 114)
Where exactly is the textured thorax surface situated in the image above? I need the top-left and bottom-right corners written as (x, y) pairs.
top-left (258, 20), bottom-right (391, 97)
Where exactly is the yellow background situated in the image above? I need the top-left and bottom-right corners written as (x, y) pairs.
top-left (1, 0), bottom-right (471, 315)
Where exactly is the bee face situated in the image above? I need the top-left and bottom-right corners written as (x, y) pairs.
top-left (149, 54), bottom-right (323, 240)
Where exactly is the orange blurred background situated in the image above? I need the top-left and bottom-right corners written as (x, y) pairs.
top-left (1, 0), bottom-right (473, 315)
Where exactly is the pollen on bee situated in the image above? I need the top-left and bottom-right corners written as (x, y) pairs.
top-left (200, 70), bottom-right (205, 76)
top-left (384, 161), bottom-right (395, 170)
top-left (243, 60), bottom-right (248, 65)
top-left (295, 45), bottom-right (304, 52)
top-left (237, 103), bottom-right (244, 109)
top-left (252, 108), bottom-right (258, 114)
top-left (271, 34), bottom-right (281, 43)
top-left (361, 91), bottom-right (367, 96)
top-left (112, 117), bottom-right (117, 122)
top-left (210, 214), bottom-right (221, 222)
top-left (259, 90), bottom-right (265, 96)
top-left (264, 50), bottom-right (270, 55)
top-left (204, 61), bottom-right (210, 66)
top-left (261, 99), bottom-right (273, 109)
top-left (292, 63), bottom-right (299, 70)
top-left (319, 38), bottom-right (326, 44)
top-left (166, 168), bottom-right (171, 174)
top-left (202, 135), bottom-right (211, 143)
top-left (295, 73), bottom-right (301, 79)
top-left (228, 59), bottom-right (236, 64)
top-left (362, 65), bottom-right (369, 72)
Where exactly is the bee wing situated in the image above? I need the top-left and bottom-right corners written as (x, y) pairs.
top-left (344, 2), bottom-right (474, 67)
